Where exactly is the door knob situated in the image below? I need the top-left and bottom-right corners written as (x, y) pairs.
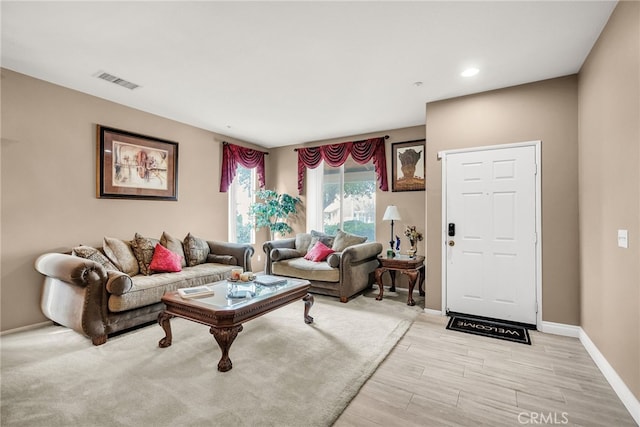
top-left (448, 240), bottom-right (455, 247)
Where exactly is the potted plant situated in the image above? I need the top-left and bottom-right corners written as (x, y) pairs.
top-left (249, 189), bottom-right (302, 240)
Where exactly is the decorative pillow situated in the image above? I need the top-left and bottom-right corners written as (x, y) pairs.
top-left (72, 245), bottom-right (118, 271)
top-left (331, 229), bottom-right (367, 252)
top-left (160, 231), bottom-right (187, 268)
top-left (294, 233), bottom-right (313, 254)
top-left (326, 252), bottom-right (341, 268)
top-left (149, 243), bottom-right (182, 273)
top-left (131, 233), bottom-right (160, 276)
top-left (206, 254), bottom-right (238, 265)
top-left (103, 237), bottom-right (140, 276)
top-left (303, 241), bottom-right (335, 262)
top-left (105, 270), bottom-right (134, 295)
top-left (309, 230), bottom-right (335, 251)
top-left (270, 248), bottom-right (303, 261)
top-left (183, 233), bottom-right (210, 266)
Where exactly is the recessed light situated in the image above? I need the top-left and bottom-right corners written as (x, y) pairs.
top-left (461, 68), bottom-right (479, 77)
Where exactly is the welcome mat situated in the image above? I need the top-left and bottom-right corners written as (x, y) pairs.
top-left (446, 314), bottom-right (531, 345)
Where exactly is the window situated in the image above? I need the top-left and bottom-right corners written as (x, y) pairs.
top-left (307, 157), bottom-right (376, 241)
top-left (228, 166), bottom-right (256, 244)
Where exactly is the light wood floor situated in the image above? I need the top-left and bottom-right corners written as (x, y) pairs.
top-left (334, 312), bottom-right (636, 427)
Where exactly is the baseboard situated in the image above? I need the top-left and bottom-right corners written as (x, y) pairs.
top-left (423, 308), bottom-right (443, 316)
top-left (578, 328), bottom-right (640, 425)
top-left (0, 320), bottom-right (53, 336)
top-left (539, 320), bottom-right (580, 337)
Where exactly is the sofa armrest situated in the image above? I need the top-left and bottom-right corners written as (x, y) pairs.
top-left (35, 253), bottom-right (110, 344)
top-left (35, 253), bottom-right (108, 287)
top-left (340, 242), bottom-right (383, 266)
top-left (262, 238), bottom-right (296, 274)
top-left (207, 241), bottom-right (254, 272)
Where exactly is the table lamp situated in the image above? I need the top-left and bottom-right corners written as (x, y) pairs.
top-left (382, 205), bottom-right (401, 257)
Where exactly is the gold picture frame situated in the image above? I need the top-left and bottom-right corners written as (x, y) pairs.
top-left (97, 125), bottom-right (179, 200)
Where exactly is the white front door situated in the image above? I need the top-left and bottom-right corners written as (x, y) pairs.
top-left (443, 144), bottom-right (539, 325)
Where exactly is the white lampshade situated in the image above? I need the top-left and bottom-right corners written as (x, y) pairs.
top-left (383, 205), bottom-right (402, 221)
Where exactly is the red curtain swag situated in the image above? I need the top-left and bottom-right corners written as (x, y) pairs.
top-left (296, 137), bottom-right (388, 193)
top-left (219, 142), bottom-right (266, 192)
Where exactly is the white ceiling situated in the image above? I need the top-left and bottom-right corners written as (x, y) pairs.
top-left (1, 1), bottom-right (616, 148)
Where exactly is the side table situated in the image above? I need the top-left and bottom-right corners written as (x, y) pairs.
top-left (375, 255), bottom-right (425, 306)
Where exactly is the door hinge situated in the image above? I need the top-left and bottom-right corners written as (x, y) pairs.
top-left (535, 302), bottom-right (539, 313)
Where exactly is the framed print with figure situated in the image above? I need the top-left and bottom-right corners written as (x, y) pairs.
top-left (97, 125), bottom-right (178, 200)
top-left (391, 139), bottom-right (425, 192)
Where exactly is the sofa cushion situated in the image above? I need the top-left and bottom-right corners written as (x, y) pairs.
top-left (206, 254), bottom-right (238, 265)
top-left (131, 233), bottom-right (160, 276)
top-left (304, 241), bottom-right (335, 262)
top-left (331, 229), bottom-right (367, 252)
top-left (103, 237), bottom-right (140, 276)
top-left (326, 252), bottom-right (341, 268)
top-left (105, 270), bottom-right (133, 295)
top-left (160, 231), bottom-right (187, 268)
top-left (108, 263), bottom-right (234, 312)
top-left (149, 243), bottom-right (182, 273)
top-left (271, 248), bottom-right (303, 261)
top-left (294, 233), bottom-right (313, 254)
top-left (272, 258), bottom-right (339, 283)
top-left (183, 233), bottom-right (210, 266)
top-left (72, 245), bottom-right (118, 271)
top-left (309, 230), bottom-right (335, 250)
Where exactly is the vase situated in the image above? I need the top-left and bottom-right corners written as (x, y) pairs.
top-left (407, 239), bottom-right (417, 257)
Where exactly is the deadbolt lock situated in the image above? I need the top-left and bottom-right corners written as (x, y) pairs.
top-left (448, 240), bottom-right (455, 247)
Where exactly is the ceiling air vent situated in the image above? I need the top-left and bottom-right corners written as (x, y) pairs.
top-left (96, 71), bottom-right (140, 90)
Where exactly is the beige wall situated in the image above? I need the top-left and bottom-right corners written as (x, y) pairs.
top-left (425, 76), bottom-right (580, 325)
top-left (267, 126), bottom-right (426, 288)
top-left (0, 69), bottom-right (263, 331)
top-left (578, 1), bottom-right (639, 400)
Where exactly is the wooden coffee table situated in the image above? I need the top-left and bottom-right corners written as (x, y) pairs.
top-left (158, 277), bottom-right (312, 372)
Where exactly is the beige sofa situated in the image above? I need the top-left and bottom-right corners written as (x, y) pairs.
top-left (35, 232), bottom-right (254, 345)
top-left (263, 230), bottom-right (382, 302)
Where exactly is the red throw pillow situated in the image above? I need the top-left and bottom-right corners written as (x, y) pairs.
top-left (149, 243), bottom-right (183, 273)
top-left (303, 241), bottom-right (335, 262)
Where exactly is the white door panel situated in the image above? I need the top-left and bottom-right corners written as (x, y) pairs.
top-left (445, 145), bottom-right (537, 325)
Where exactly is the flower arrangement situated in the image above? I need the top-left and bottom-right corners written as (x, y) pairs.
top-left (404, 225), bottom-right (423, 246)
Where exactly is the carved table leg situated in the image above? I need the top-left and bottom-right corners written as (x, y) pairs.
top-left (303, 293), bottom-right (314, 324)
top-left (210, 324), bottom-right (243, 372)
top-left (405, 269), bottom-right (419, 306)
top-left (158, 311), bottom-right (174, 348)
top-left (389, 270), bottom-right (397, 292)
top-left (419, 265), bottom-right (426, 297)
top-left (375, 267), bottom-right (386, 301)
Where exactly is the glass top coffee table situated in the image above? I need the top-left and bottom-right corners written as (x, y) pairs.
top-left (158, 276), bottom-right (313, 372)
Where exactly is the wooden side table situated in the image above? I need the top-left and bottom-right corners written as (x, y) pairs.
top-left (375, 255), bottom-right (425, 306)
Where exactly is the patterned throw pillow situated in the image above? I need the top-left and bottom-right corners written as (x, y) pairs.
top-left (149, 243), bottom-right (182, 273)
top-left (103, 237), bottom-right (140, 276)
top-left (183, 233), bottom-right (210, 267)
top-left (309, 230), bottom-right (335, 251)
top-left (331, 229), bottom-right (367, 252)
top-left (72, 245), bottom-right (118, 271)
top-left (303, 241), bottom-right (335, 262)
top-left (131, 233), bottom-right (160, 276)
top-left (160, 231), bottom-right (186, 268)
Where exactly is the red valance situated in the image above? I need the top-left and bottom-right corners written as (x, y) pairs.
top-left (296, 137), bottom-right (388, 193)
top-left (220, 143), bottom-right (266, 192)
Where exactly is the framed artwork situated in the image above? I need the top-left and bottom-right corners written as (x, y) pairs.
top-left (97, 125), bottom-right (179, 200)
top-left (391, 139), bottom-right (426, 192)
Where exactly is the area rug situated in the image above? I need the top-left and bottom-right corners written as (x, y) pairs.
top-left (446, 314), bottom-right (531, 345)
top-left (1, 293), bottom-right (421, 427)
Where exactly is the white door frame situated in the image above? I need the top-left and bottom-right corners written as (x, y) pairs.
top-left (439, 141), bottom-right (542, 328)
